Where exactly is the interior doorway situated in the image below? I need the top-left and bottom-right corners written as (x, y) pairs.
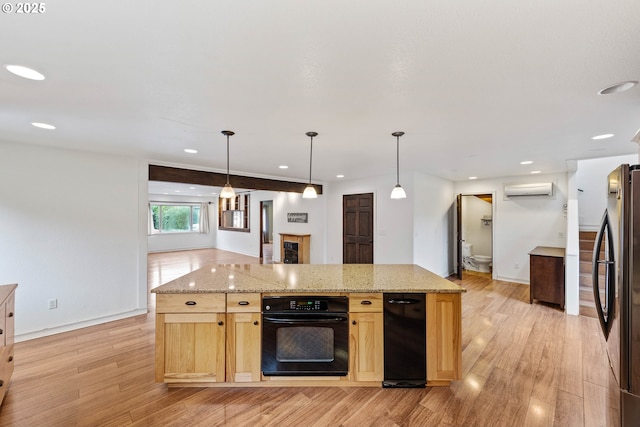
top-left (456, 193), bottom-right (494, 279)
top-left (259, 200), bottom-right (274, 264)
top-left (343, 193), bottom-right (374, 264)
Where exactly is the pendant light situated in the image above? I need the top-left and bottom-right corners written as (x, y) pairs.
top-left (390, 131), bottom-right (407, 199)
top-left (303, 131), bottom-right (318, 199)
top-left (220, 130), bottom-right (236, 199)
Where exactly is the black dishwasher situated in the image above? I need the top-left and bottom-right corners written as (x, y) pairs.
top-left (383, 293), bottom-right (426, 388)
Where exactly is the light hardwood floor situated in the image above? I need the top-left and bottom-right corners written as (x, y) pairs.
top-left (0, 250), bottom-right (610, 426)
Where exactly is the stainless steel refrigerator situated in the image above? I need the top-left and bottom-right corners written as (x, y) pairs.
top-left (592, 164), bottom-right (640, 426)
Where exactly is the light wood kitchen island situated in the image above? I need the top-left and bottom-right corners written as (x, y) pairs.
top-left (152, 264), bottom-right (465, 388)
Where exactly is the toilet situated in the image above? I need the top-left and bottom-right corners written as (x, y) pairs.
top-left (471, 255), bottom-right (492, 273)
top-left (462, 243), bottom-right (492, 273)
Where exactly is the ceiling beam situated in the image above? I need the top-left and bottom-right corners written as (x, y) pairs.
top-left (149, 164), bottom-right (323, 195)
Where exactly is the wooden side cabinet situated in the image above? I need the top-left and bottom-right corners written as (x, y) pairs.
top-left (226, 293), bottom-right (261, 383)
top-left (155, 294), bottom-right (226, 384)
top-left (279, 233), bottom-right (310, 264)
top-left (426, 293), bottom-right (462, 386)
top-left (349, 293), bottom-right (383, 382)
top-left (529, 246), bottom-right (565, 310)
top-left (0, 284), bottom-right (16, 406)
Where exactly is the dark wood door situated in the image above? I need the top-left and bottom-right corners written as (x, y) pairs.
top-left (343, 193), bottom-right (374, 264)
top-left (456, 194), bottom-right (462, 279)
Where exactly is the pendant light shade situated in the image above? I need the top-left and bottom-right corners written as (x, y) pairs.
top-left (390, 131), bottom-right (407, 199)
top-left (303, 131), bottom-right (318, 199)
top-left (220, 130), bottom-right (236, 199)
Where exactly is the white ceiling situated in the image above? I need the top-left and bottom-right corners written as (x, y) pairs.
top-left (2, 1), bottom-right (640, 190)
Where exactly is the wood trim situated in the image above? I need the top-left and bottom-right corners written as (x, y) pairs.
top-left (154, 313), bottom-right (166, 382)
top-left (426, 293), bottom-right (462, 382)
top-left (149, 164), bottom-right (323, 195)
top-left (226, 313), bottom-right (261, 382)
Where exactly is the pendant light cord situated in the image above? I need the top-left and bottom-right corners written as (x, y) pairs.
top-left (308, 135), bottom-right (314, 185)
top-left (226, 134), bottom-right (230, 185)
top-left (396, 135), bottom-right (400, 186)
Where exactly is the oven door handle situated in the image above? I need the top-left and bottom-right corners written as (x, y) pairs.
top-left (263, 316), bottom-right (347, 324)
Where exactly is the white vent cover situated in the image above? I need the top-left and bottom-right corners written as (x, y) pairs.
top-left (504, 182), bottom-right (553, 197)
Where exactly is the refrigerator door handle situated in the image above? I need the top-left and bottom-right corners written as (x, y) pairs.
top-left (592, 210), bottom-right (614, 339)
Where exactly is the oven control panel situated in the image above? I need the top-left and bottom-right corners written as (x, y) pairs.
top-left (263, 296), bottom-right (348, 313)
top-left (289, 300), bottom-right (327, 311)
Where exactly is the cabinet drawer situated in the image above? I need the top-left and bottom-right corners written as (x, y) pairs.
top-left (226, 293), bottom-right (261, 312)
top-left (349, 293), bottom-right (383, 312)
top-left (156, 294), bottom-right (226, 313)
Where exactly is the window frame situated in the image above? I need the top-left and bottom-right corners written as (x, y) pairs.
top-left (218, 193), bottom-right (250, 232)
top-left (150, 202), bottom-right (202, 234)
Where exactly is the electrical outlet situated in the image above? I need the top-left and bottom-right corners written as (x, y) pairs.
top-left (48, 298), bottom-right (58, 309)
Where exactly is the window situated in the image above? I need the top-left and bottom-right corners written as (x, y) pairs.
top-left (150, 203), bottom-right (201, 233)
top-left (219, 193), bottom-right (250, 232)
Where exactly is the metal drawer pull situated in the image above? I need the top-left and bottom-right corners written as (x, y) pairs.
top-left (360, 300), bottom-right (372, 305)
top-left (8, 356), bottom-right (13, 362)
top-left (352, 320), bottom-right (357, 325)
top-left (218, 321), bottom-right (224, 326)
top-left (185, 301), bottom-right (197, 306)
top-left (238, 301), bottom-right (250, 306)
top-left (8, 312), bottom-right (13, 318)
top-left (0, 329), bottom-right (3, 335)
top-left (253, 321), bottom-right (259, 325)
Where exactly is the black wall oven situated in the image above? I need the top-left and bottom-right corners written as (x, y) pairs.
top-left (262, 296), bottom-right (349, 376)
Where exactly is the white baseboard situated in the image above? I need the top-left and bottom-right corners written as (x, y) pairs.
top-left (495, 275), bottom-right (529, 285)
top-left (16, 308), bottom-right (148, 342)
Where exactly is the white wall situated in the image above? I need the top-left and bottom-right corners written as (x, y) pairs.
top-left (216, 191), bottom-right (280, 258)
top-left (576, 154), bottom-right (638, 230)
top-left (412, 172), bottom-right (455, 277)
top-left (325, 174), bottom-right (414, 264)
top-left (325, 172), bottom-right (454, 275)
top-left (565, 165), bottom-right (580, 315)
top-left (272, 191), bottom-right (327, 264)
top-left (455, 173), bottom-right (568, 284)
top-left (0, 141), bottom-right (147, 340)
top-left (147, 194), bottom-right (217, 252)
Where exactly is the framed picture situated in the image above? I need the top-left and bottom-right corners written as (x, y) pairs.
top-left (287, 212), bottom-right (308, 223)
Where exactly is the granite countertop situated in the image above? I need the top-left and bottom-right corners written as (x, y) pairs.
top-left (529, 246), bottom-right (566, 258)
top-left (151, 264), bottom-right (466, 294)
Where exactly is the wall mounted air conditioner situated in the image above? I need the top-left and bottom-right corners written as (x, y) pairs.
top-left (504, 182), bottom-right (553, 197)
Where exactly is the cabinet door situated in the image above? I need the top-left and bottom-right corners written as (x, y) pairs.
top-left (226, 313), bottom-right (261, 382)
top-left (160, 313), bottom-right (225, 383)
top-left (349, 312), bottom-right (383, 382)
top-left (426, 293), bottom-right (462, 384)
top-left (530, 255), bottom-right (564, 306)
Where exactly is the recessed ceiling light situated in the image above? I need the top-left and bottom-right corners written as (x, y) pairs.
top-left (336, 174), bottom-right (344, 178)
top-left (5, 64), bottom-right (45, 80)
top-left (531, 171), bottom-right (541, 174)
top-left (184, 148), bottom-right (198, 154)
top-left (469, 176), bottom-right (478, 180)
top-left (31, 122), bottom-right (55, 130)
top-left (592, 134), bottom-right (614, 140)
top-left (279, 165), bottom-right (289, 169)
top-left (598, 81), bottom-right (638, 95)
top-left (520, 161), bottom-right (533, 165)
